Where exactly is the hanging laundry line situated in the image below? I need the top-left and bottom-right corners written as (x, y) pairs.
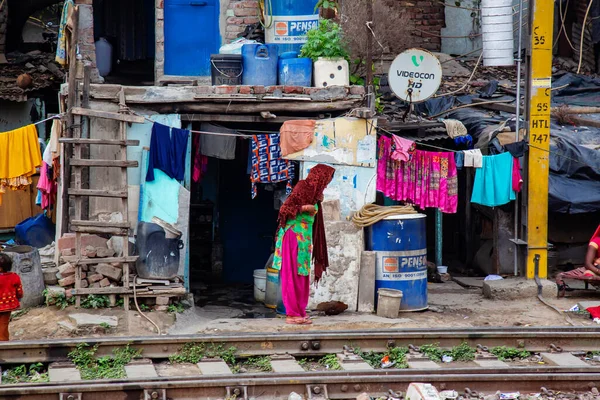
top-left (33, 114), bottom-right (64, 126)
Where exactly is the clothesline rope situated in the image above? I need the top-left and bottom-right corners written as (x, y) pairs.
top-left (34, 114), bottom-right (64, 126)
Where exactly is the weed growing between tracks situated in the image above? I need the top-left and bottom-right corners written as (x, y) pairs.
top-left (420, 342), bottom-right (476, 362)
top-left (169, 343), bottom-right (237, 365)
top-left (241, 356), bottom-right (273, 372)
top-left (490, 346), bottom-right (531, 361)
top-left (319, 354), bottom-right (342, 370)
top-left (68, 343), bottom-right (142, 380)
top-left (1, 363), bottom-right (48, 384)
top-left (353, 346), bottom-right (409, 369)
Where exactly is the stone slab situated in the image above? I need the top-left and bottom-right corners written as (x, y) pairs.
top-left (474, 359), bottom-right (510, 368)
top-left (125, 362), bottom-right (158, 378)
top-left (155, 363), bottom-right (201, 377)
top-left (339, 360), bottom-right (374, 371)
top-left (577, 301), bottom-right (600, 310)
top-left (358, 251), bottom-right (376, 313)
top-left (197, 360), bottom-right (232, 375)
top-left (271, 359), bottom-right (305, 373)
top-left (69, 313), bottom-right (118, 328)
top-left (407, 360), bottom-right (441, 369)
top-left (483, 278), bottom-right (557, 300)
top-left (541, 353), bottom-right (589, 367)
top-left (453, 276), bottom-right (485, 289)
top-left (48, 363), bottom-right (81, 382)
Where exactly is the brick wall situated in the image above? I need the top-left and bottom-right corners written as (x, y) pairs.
top-left (404, 0), bottom-right (445, 51)
top-left (225, 0), bottom-right (260, 42)
top-left (0, 2), bottom-right (7, 56)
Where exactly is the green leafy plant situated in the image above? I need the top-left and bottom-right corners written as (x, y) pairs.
top-left (116, 298), bottom-right (125, 308)
top-left (10, 308), bottom-right (30, 321)
top-left (2, 364), bottom-right (49, 384)
top-left (319, 354), bottom-right (341, 370)
top-left (43, 288), bottom-right (74, 310)
top-left (420, 342), bottom-right (476, 362)
top-left (167, 303), bottom-right (185, 314)
top-left (491, 346), bottom-right (531, 361)
top-left (68, 343), bottom-right (141, 380)
top-left (419, 343), bottom-right (445, 362)
top-left (169, 343), bottom-right (237, 365)
top-left (314, 0), bottom-right (338, 13)
top-left (387, 346), bottom-right (409, 368)
top-left (139, 304), bottom-right (151, 312)
top-left (81, 295), bottom-right (111, 309)
top-left (99, 322), bottom-right (112, 330)
top-left (297, 358), bottom-right (309, 370)
top-left (300, 20), bottom-right (349, 61)
top-left (243, 356), bottom-right (272, 372)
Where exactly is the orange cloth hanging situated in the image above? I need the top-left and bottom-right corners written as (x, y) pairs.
top-left (279, 120), bottom-right (316, 157)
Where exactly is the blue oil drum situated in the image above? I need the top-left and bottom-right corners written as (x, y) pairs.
top-left (367, 214), bottom-right (428, 312)
top-left (278, 51), bottom-right (312, 86)
top-left (264, 0), bottom-right (319, 54)
top-left (242, 44), bottom-right (278, 86)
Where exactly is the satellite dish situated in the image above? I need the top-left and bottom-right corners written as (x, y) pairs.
top-left (388, 48), bottom-right (443, 103)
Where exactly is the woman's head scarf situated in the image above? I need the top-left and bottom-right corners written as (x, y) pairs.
top-left (277, 164), bottom-right (335, 282)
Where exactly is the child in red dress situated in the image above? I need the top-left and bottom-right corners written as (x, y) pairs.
top-left (0, 253), bottom-right (24, 341)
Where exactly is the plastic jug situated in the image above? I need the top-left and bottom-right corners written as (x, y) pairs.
top-left (242, 44), bottom-right (278, 86)
top-left (95, 37), bottom-right (113, 77)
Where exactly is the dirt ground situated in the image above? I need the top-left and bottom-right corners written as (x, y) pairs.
top-left (8, 280), bottom-right (600, 341)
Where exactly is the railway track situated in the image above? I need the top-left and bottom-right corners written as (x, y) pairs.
top-left (1, 327), bottom-right (600, 399)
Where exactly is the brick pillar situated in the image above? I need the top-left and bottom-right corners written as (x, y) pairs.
top-left (155, 0), bottom-right (165, 81)
top-left (76, 3), bottom-right (103, 82)
top-left (226, 1), bottom-right (260, 42)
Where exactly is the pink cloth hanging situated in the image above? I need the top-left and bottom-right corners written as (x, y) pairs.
top-left (512, 157), bottom-right (523, 192)
top-left (37, 162), bottom-right (56, 210)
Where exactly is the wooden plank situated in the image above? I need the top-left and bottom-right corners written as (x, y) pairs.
top-left (118, 88), bottom-right (131, 314)
top-left (71, 287), bottom-right (136, 295)
top-left (71, 107), bottom-right (145, 124)
top-left (59, 138), bottom-right (140, 146)
top-left (70, 159), bottom-right (138, 168)
top-left (62, 256), bottom-right (138, 265)
top-left (68, 189), bottom-right (128, 198)
top-left (181, 113), bottom-right (308, 124)
top-left (71, 220), bottom-right (130, 228)
top-left (152, 100), bottom-right (361, 114)
top-left (71, 226), bottom-right (129, 235)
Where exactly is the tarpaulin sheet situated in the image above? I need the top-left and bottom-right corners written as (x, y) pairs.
top-left (552, 73), bottom-right (600, 107)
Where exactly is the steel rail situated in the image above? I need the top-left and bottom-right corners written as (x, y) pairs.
top-left (1, 327), bottom-right (600, 363)
top-left (1, 368), bottom-right (600, 399)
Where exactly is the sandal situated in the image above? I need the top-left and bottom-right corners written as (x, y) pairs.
top-left (302, 317), bottom-right (313, 325)
top-left (285, 317), bottom-right (306, 325)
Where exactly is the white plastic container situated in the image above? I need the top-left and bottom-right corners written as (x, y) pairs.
top-left (480, 0), bottom-right (514, 67)
top-left (437, 265), bottom-right (448, 274)
top-left (95, 37), bottom-right (113, 77)
top-left (314, 57), bottom-right (349, 88)
top-left (253, 269), bottom-right (267, 303)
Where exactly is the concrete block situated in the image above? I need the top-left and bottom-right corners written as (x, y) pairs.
top-left (156, 296), bottom-right (170, 306)
top-left (155, 363), bottom-right (201, 377)
top-left (155, 305), bottom-right (168, 311)
top-left (358, 251), bottom-right (376, 313)
top-left (577, 301), bottom-right (600, 310)
top-left (474, 359), bottom-right (510, 368)
top-left (125, 360), bottom-right (158, 378)
top-left (337, 353), bottom-right (373, 371)
top-left (48, 363), bottom-right (81, 382)
top-left (270, 356), bottom-right (304, 373)
top-left (69, 313), bottom-right (118, 328)
top-left (482, 278), bottom-right (557, 300)
top-left (407, 360), bottom-right (441, 369)
top-left (541, 353), bottom-right (589, 367)
top-left (197, 359), bottom-right (233, 375)
top-left (96, 263), bottom-right (123, 281)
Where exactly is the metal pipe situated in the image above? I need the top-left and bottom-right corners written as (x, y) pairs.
top-left (435, 209), bottom-right (443, 266)
top-left (513, 0), bottom-right (525, 276)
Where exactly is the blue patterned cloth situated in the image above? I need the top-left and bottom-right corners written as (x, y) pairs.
top-left (250, 134), bottom-right (294, 199)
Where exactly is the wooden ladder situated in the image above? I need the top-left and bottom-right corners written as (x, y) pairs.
top-left (60, 87), bottom-right (145, 309)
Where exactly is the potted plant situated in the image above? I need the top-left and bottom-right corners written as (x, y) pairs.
top-left (300, 20), bottom-right (350, 88)
top-left (314, 0), bottom-right (338, 20)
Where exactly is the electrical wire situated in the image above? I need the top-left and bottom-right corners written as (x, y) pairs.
top-left (554, 0), bottom-right (576, 51)
top-left (434, 52), bottom-right (483, 98)
top-left (577, 0), bottom-right (595, 74)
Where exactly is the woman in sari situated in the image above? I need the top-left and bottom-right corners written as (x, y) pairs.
top-left (272, 164), bottom-right (335, 325)
top-left (557, 224), bottom-right (600, 296)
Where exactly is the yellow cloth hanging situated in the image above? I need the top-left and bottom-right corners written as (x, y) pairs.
top-left (0, 124), bottom-right (42, 206)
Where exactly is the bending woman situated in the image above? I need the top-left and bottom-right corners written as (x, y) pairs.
top-left (556, 224), bottom-right (600, 296)
top-left (272, 164), bottom-right (335, 325)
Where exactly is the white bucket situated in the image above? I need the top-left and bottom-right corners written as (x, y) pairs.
top-left (377, 288), bottom-right (403, 319)
top-left (437, 266), bottom-right (448, 274)
top-left (253, 269), bottom-right (267, 303)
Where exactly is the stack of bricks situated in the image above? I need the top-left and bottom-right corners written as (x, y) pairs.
top-left (403, 0), bottom-right (445, 51)
top-left (225, 0), bottom-right (260, 42)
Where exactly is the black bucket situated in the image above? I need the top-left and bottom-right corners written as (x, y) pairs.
top-left (210, 54), bottom-right (243, 86)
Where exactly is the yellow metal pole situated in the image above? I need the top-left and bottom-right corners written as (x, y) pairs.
top-left (526, 0), bottom-right (554, 279)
